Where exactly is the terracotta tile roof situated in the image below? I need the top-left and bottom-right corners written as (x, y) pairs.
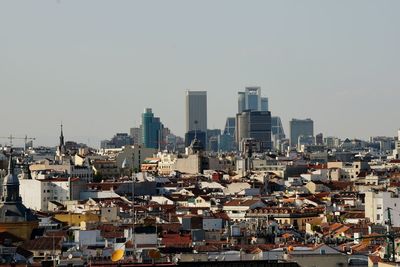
top-left (161, 234), bottom-right (191, 248)
top-left (224, 199), bottom-right (262, 207)
top-left (21, 236), bottom-right (63, 251)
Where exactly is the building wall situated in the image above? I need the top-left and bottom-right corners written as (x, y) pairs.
top-left (288, 253), bottom-right (348, 267)
top-left (20, 179), bottom-right (44, 211)
top-left (289, 119), bottom-right (314, 147)
top-left (0, 221), bottom-right (38, 240)
top-left (186, 91), bottom-right (207, 133)
top-left (175, 155), bottom-right (201, 174)
top-left (236, 110), bottom-right (272, 152)
top-left (54, 213), bottom-right (100, 227)
top-left (116, 145), bottom-right (157, 172)
top-left (365, 191), bottom-right (400, 227)
top-left (20, 179), bottom-right (83, 212)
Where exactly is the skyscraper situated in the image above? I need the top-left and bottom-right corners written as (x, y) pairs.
top-left (142, 108), bottom-right (163, 149)
top-left (236, 110), bottom-right (272, 152)
top-left (185, 91), bottom-right (207, 148)
top-left (289, 118), bottom-right (314, 147)
top-left (245, 87), bottom-right (261, 111)
top-left (185, 91), bottom-right (207, 133)
top-left (271, 116), bottom-right (285, 149)
top-left (238, 92), bottom-right (246, 113)
top-left (223, 117), bottom-right (236, 136)
top-left (261, 97), bottom-right (269, 112)
top-left (237, 87), bottom-right (268, 113)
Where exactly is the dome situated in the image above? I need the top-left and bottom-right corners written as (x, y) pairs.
top-left (3, 156), bottom-right (19, 186)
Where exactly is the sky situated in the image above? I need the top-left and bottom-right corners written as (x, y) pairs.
top-left (1, 1), bottom-right (399, 148)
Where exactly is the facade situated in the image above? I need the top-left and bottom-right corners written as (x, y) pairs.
top-left (261, 97), bottom-right (269, 111)
top-left (141, 108), bottom-right (164, 149)
top-left (365, 191), bottom-right (400, 227)
top-left (0, 156), bottom-right (38, 240)
top-left (289, 118), bottom-right (314, 147)
top-left (115, 145), bottom-right (157, 173)
top-left (91, 160), bottom-right (119, 178)
top-left (185, 91), bottom-right (207, 133)
top-left (237, 92), bottom-right (246, 113)
top-left (224, 117), bottom-right (236, 136)
top-left (237, 87), bottom-right (269, 113)
top-left (245, 87), bottom-right (261, 111)
top-left (271, 116), bottom-right (286, 148)
top-left (236, 110), bottom-right (272, 152)
top-left (19, 177), bottom-right (84, 212)
top-left (130, 127), bottom-right (142, 145)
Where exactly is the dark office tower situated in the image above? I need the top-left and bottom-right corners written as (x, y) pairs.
top-left (142, 108), bottom-right (164, 149)
top-left (223, 117), bottom-right (236, 136)
top-left (236, 110), bottom-right (272, 152)
top-left (185, 91), bottom-right (207, 148)
top-left (261, 97), bottom-right (269, 112)
top-left (289, 118), bottom-right (314, 147)
top-left (316, 133), bottom-right (323, 145)
top-left (238, 92), bottom-right (246, 113)
top-left (186, 91), bottom-right (207, 133)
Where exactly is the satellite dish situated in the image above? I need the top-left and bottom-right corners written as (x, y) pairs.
top-left (111, 249), bottom-right (124, 262)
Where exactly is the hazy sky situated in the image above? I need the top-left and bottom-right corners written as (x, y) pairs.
top-left (1, 1), bottom-right (399, 147)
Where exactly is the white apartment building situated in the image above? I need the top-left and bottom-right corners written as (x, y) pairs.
top-left (20, 177), bottom-right (84, 212)
top-left (365, 190), bottom-right (400, 227)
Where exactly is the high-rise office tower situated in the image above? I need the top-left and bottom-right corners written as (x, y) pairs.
top-left (238, 92), bottom-right (246, 113)
top-left (271, 116), bottom-right (285, 149)
top-left (289, 118), bottom-right (314, 147)
top-left (236, 110), bottom-right (272, 152)
top-left (245, 87), bottom-right (261, 111)
top-left (261, 97), bottom-right (269, 112)
top-left (142, 108), bottom-right (163, 149)
top-left (186, 91), bottom-right (207, 133)
top-left (223, 117), bottom-right (236, 136)
top-left (238, 87), bottom-right (268, 113)
top-left (185, 91), bottom-right (207, 147)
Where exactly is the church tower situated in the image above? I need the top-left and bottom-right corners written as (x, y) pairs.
top-left (0, 154), bottom-right (38, 240)
top-left (56, 123), bottom-right (66, 161)
top-left (1, 155), bottom-right (21, 203)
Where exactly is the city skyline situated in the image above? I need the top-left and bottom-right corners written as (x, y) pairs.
top-left (1, 1), bottom-right (400, 147)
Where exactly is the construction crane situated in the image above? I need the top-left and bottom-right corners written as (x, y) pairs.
top-left (0, 135), bottom-right (36, 150)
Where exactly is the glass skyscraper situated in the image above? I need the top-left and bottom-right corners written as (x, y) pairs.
top-left (237, 87), bottom-right (268, 112)
top-left (142, 108), bottom-right (163, 149)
